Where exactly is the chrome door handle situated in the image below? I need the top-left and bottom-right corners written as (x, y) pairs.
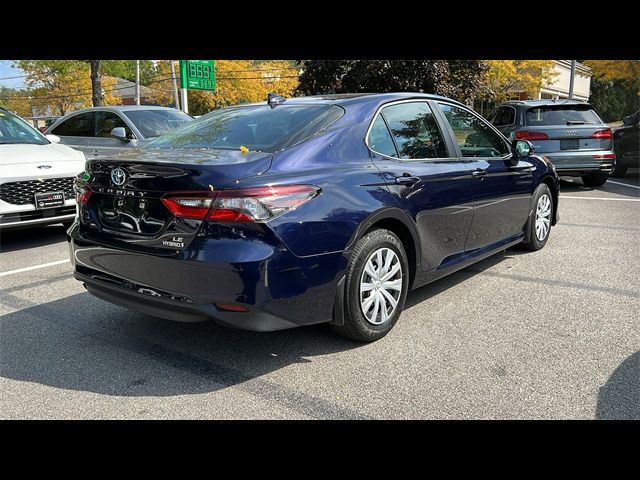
top-left (395, 174), bottom-right (420, 185)
top-left (472, 169), bottom-right (487, 179)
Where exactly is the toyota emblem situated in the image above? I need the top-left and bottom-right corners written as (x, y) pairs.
top-left (110, 167), bottom-right (127, 186)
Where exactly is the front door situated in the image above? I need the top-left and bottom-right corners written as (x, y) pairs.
top-left (88, 111), bottom-right (135, 158)
top-left (368, 100), bottom-right (477, 271)
top-left (436, 102), bottom-right (534, 252)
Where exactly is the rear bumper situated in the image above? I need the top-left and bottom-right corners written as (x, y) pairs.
top-left (69, 223), bottom-right (347, 331)
top-left (545, 150), bottom-right (615, 175)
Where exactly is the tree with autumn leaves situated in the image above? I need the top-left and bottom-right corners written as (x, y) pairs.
top-left (486, 60), bottom-right (558, 102)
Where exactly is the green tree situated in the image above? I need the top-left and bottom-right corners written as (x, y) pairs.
top-left (589, 79), bottom-right (639, 122)
top-left (102, 60), bottom-right (158, 84)
top-left (296, 60), bottom-right (489, 102)
top-left (15, 60), bottom-right (121, 115)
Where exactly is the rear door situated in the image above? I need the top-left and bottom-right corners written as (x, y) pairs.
top-left (368, 100), bottom-right (477, 271)
top-left (519, 104), bottom-right (613, 162)
top-left (49, 111), bottom-right (94, 156)
top-left (88, 111), bottom-right (135, 158)
top-left (436, 102), bottom-right (534, 251)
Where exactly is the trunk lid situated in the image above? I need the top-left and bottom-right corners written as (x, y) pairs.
top-left (78, 148), bottom-right (272, 251)
top-left (519, 124), bottom-right (613, 153)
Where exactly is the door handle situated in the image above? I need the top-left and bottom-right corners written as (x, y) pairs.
top-left (91, 150), bottom-right (99, 156)
top-left (472, 169), bottom-right (487, 179)
top-left (395, 174), bottom-right (420, 185)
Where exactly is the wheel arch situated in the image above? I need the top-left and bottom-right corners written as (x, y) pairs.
top-left (345, 207), bottom-right (420, 289)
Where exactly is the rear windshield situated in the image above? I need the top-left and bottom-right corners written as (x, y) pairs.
top-left (123, 109), bottom-right (193, 138)
top-left (145, 104), bottom-right (344, 153)
top-left (525, 105), bottom-right (602, 126)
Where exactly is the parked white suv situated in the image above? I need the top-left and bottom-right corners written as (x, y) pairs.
top-left (0, 108), bottom-right (85, 230)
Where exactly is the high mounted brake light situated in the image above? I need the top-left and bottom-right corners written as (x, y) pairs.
top-left (161, 185), bottom-right (320, 222)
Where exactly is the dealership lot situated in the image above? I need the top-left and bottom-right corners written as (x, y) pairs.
top-left (1, 174), bottom-right (638, 419)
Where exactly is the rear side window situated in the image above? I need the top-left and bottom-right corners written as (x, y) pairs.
top-left (492, 106), bottom-right (515, 126)
top-left (379, 102), bottom-right (448, 159)
top-left (368, 115), bottom-right (397, 157)
top-left (146, 104), bottom-right (344, 152)
top-left (526, 105), bottom-right (602, 126)
top-left (51, 112), bottom-right (94, 137)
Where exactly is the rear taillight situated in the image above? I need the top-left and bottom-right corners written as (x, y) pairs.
top-left (161, 185), bottom-right (320, 222)
top-left (592, 129), bottom-right (612, 139)
top-left (516, 131), bottom-right (549, 141)
top-left (75, 187), bottom-right (92, 205)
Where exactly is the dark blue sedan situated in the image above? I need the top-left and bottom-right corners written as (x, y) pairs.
top-left (69, 93), bottom-right (560, 342)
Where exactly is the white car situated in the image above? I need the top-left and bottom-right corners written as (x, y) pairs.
top-left (0, 108), bottom-right (85, 230)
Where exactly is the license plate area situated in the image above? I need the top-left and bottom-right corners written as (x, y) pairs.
top-left (34, 191), bottom-right (65, 209)
top-left (560, 139), bottom-right (580, 150)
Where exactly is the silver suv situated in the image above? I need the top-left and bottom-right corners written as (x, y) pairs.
top-left (488, 100), bottom-right (614, 186)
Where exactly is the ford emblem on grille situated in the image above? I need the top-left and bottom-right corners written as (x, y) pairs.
top-left (110, 167), bottom-right (127, 186)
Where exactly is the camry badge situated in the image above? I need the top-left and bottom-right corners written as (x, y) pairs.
top-left (110, 167), bottom-right (127, 186)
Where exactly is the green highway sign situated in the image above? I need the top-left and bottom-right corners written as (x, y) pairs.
top-left (179, 60), bottom-right (216, 91)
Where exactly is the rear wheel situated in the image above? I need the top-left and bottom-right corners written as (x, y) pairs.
top-left (611, 146), bottom-right (628, 177)
top-left (331, 228), bottom-right (409, 342)
top-left (581, 172), bottom-right (609, 187)
top-left (521, 184), bottom-right (553, 251)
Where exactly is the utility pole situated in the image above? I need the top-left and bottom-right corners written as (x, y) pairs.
top-left (135, 60), bottom-right (141, 106)
top-left (568, 60), bottom-right (576, 99)
top-left (170, 60), bottom-right (180, 109)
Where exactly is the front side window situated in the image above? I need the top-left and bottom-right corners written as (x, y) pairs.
top-left (51, 112), bottom-right (94, 137)
top-left (94, 111), bottom-right (131, 138)
top-left (439, 103), bottom-right (509, 158)
top-left (379, 102), bottom-right (448, 159)
top-left (0, 109), bottom-right (48, 145)
top-left (146, 104), bottom-right (344, 152)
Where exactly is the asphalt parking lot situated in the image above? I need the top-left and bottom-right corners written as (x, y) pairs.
top-left (1, 172), bottom-right (638, 419)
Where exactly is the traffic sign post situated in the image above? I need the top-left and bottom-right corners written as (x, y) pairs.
top-left (179, 60), bottom-right (216, 114)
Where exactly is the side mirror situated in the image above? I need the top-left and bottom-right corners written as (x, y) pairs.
top-left (512, 139), bottom-right (534, 158)
top-left (46, 134), bottom-right (61, 144)
top-left (110, 127), bottom-right (128, 142)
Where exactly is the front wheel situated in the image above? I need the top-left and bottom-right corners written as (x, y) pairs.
top-left (582, 172), bottom-right (609, 187)
top-left (521, 184), bottom-right (553, 251)
top-left (331, 228), bottom-right (409, 342)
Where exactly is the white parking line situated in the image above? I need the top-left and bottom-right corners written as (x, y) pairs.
top-left (560, 195), bottom-right (640, 202)
top-left (607, 180), bottom-right (640, 190)
top-left (0, 259), bottom-right (69, 278)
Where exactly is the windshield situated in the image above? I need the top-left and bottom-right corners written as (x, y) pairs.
top-left (0, 110), bottom-right (48, 145)
top-left (122, 109), bottom-right (193, 138)
top-left (526, 105), bottom-right (603, 126)
top-left (145, 104), bottom-right (345, 153)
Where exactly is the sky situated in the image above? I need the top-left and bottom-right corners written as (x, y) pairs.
top-left (0, 61), bottom-right (26, 89)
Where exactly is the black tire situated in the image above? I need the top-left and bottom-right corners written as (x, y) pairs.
top-left (581, 172), bottom-right (609, 187)
top-left (521, 184), bottom-right (553, 251)
top-left (331, 228), bottom-right (409, 342)
top-left (610, 146), bottom-right (628, 178)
